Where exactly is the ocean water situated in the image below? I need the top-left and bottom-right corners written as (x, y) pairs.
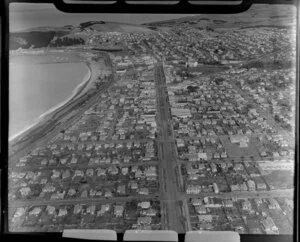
top-left (9, 55), bottom-right (88, 138)
top-left (9, 3), bottom-right (196, 32)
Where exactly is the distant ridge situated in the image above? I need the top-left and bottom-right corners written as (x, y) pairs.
top-left (79, 21), bottom-right (106, 29)
top-left (11, 20), bottom-right (152, 34)
top-left (143, 4), bottom-right (296, 29)
top-left (9, 21), bottom-right (152, 50)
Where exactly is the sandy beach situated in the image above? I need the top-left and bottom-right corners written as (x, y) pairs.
top-left (9, 52), bottom-right (92, 142)
top-left (9, 62), bottom-right (92, 142)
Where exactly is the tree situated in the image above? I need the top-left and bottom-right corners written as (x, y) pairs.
top-left (49, 36), bottom-right (84, 47)
top-left (206, 26), bottom-right (214, 32)
top-left (187, 86), bottom-right (199, 93)
top-left (214, 77), bottom-right (225, 85)
top-left (128, 199), bottom-right (138, 210)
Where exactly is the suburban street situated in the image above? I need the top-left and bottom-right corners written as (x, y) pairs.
top-left (11, 160), bottom-right (160, 172)
top-left (185, 188), bottom-right (294, 200)
top-left (9, 195), bottom-right (159, 209)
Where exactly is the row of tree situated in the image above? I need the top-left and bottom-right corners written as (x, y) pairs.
top-left (49, 36), bottom-right (85, 47)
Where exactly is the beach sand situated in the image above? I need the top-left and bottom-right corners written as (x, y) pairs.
top-left (9, 63), bottom-right (91, 142)
top-left (9, 52), bottom-right (92, 142)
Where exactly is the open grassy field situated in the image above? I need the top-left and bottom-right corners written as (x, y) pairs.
top-left (220, 136), bottom-right (260, 159)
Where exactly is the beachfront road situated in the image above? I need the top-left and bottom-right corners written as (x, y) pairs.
top-left (9, 52), bottom-right (115, 166)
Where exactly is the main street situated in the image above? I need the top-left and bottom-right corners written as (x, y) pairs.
top-left (154, 62), bottom-right (187, 233)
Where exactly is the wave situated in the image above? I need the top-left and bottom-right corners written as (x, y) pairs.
top-left (9, 62), bottom-right (92, 142)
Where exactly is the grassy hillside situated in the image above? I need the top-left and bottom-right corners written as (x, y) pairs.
top-left (84, 21), bottom-right (152, 33)
top-left (10, 31), bottom-right (56, 50)
top-left (9, 20), bottom-right (152, 50)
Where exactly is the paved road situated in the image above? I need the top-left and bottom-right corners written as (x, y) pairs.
top-left (55, 138), bottom-right (153, 145)
top-left (175, 132), bottom-right (292, 143)
top-left (154, 62), bottom-right (186, 233)
top-left (9, 194), bottom-right (159, 209)
top-left (185, 188), bottom-right (294, 200)
top-left (11, 160), bottom-right (160, 173)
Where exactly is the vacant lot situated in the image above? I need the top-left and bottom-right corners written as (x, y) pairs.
top-left (220, 136), bottom-right (259, 158)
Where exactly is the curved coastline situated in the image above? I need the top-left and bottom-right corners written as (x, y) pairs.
top-left (9, 62), bottom-right (92, 142)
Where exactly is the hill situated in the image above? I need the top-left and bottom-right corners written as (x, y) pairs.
top-left (143, 4), bottom-right (296, 30)
top-left (9, 21), bottom-right (152, 50)
top-left (10, 31), bottom-right (57, 50)
top-left (79, 21), bottom-right (152, 33)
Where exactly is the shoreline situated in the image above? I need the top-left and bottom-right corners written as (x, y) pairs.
top-left (9, 61), bottom-right (92, 142)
